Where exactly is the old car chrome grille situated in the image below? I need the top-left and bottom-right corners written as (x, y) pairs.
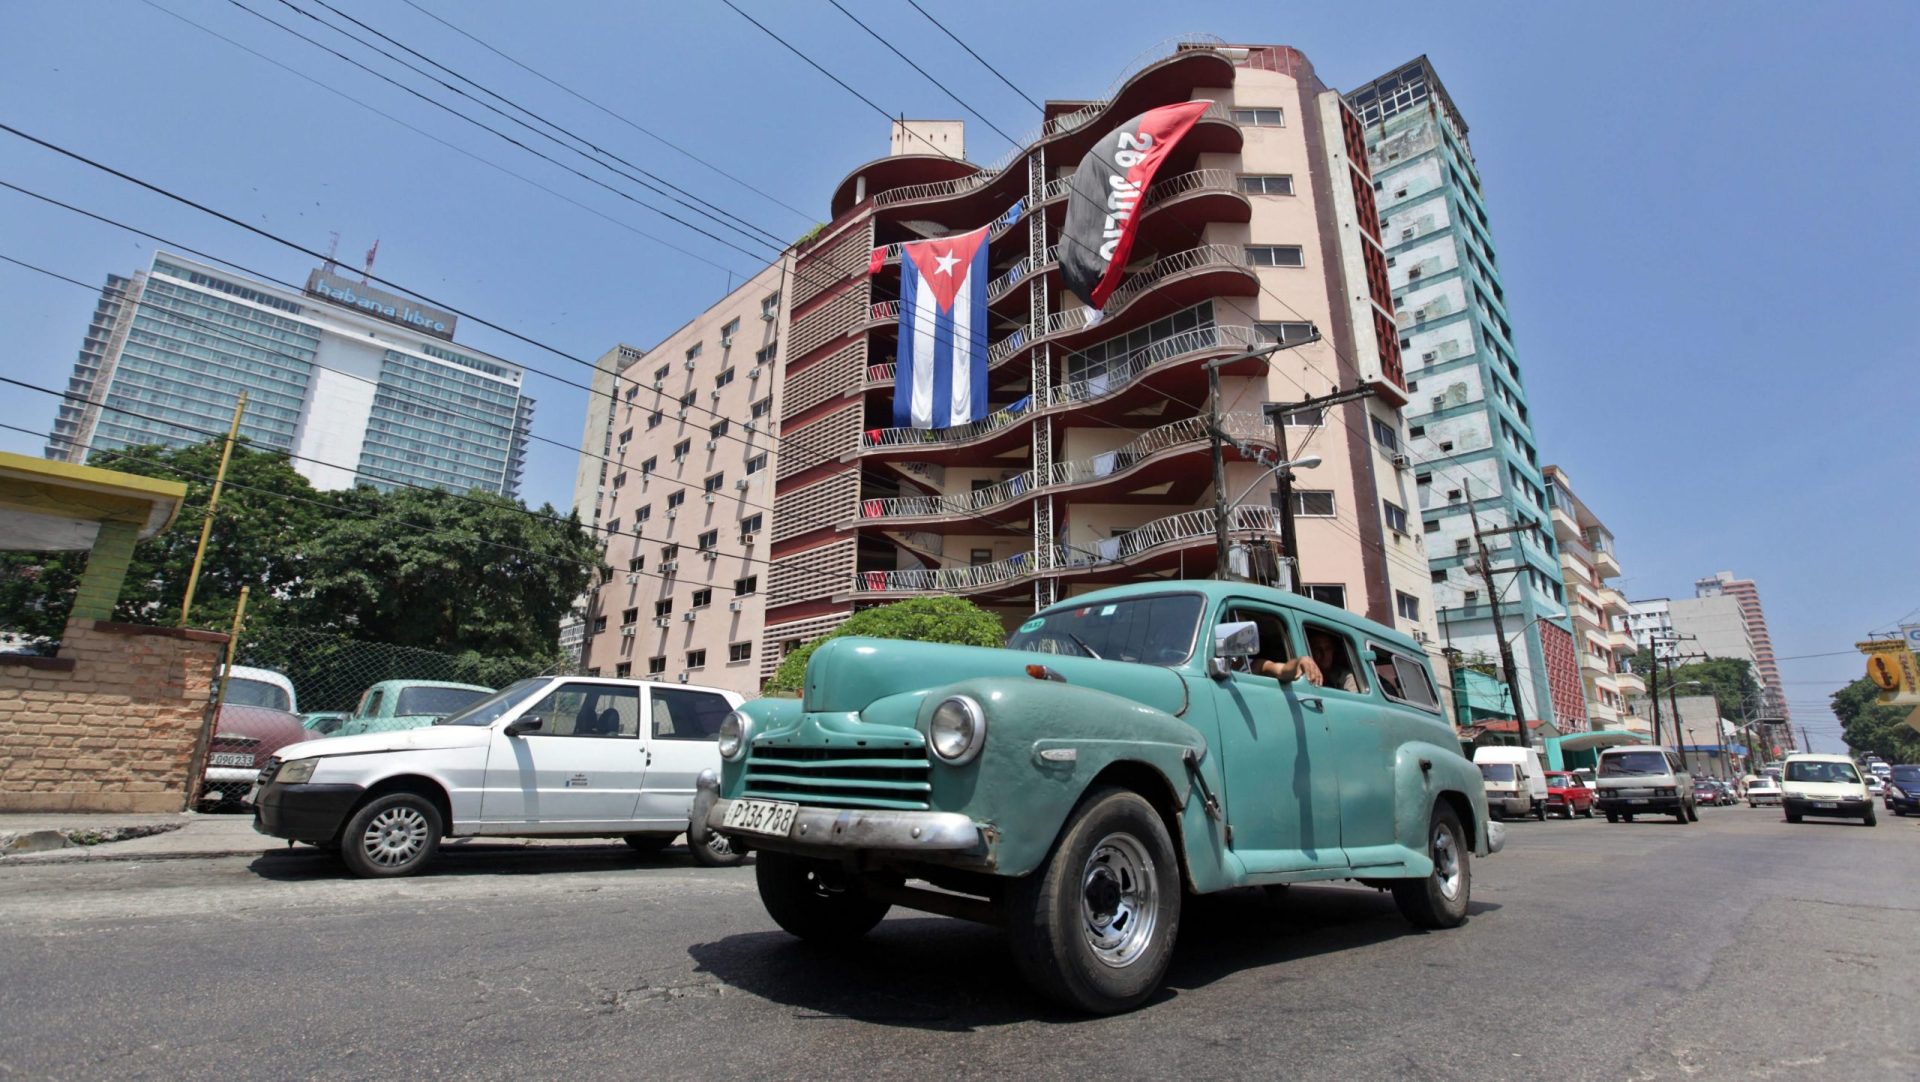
top-left (742, 745), bottom-right (931, 810)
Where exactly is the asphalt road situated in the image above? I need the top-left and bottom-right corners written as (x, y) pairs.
top-left (0, 805), bottom-right (1913, 1081)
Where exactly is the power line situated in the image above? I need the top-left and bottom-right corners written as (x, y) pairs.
top-left (823, 0), bottom-right (1021, 147)
top-left (903, 0), bottom-right (1044, 113)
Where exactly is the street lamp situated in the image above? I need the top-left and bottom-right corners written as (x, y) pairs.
top-left (1226, 454), bottom-right (1322, 509)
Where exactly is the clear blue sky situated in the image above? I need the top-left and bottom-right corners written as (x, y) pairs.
top-left (3, 1), bottom-right (1913, 749)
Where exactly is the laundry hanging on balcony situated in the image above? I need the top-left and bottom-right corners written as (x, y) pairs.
top-left (871, 224), bottom-right (991, 430)
top-left (1059, 99), bottom-right (1212, 313)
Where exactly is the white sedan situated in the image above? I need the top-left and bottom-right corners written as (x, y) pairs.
top-left (1746, 776), bottom-right (1782, 807)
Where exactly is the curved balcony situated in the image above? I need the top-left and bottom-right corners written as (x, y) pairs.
top-left (850, 503), bottom-right (1275, 600)
top-left (829, 47), bottom-right (1239, 219)
top-left (853, 324), bottom-right (1268, 465)
top-left (854, 411), bottom-right (1274, 532)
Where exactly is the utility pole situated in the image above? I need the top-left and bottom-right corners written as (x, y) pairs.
top-left (1204, 336), bottom-right (1316, 580)
top-left (1262, 380), bottom-right (1373, 592)
top-left (179, 392), bottom-right (247, 627)
top-left (1463, 479), bottom-right (1534, 752)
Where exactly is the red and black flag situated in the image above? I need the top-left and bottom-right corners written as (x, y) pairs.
top-left (1057, 99), bottom-right (1212, 312)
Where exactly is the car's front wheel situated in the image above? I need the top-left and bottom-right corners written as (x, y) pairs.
top-left (754, 851), bottom-right (889, 942)
top-left (690, 828), bottom-right (747, 867)
top-left (339, 792), bottom-right (442, 878)
top-left (1391, 802), bottom-right (1472, 929)
top-left (1005, 787), bottom-right (1182, 1015)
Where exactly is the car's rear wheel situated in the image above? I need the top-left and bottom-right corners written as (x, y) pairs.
top-left (754, 851), bottom-right (890, 942)
top-left (689, 828), bottom-right (747, 867)
top-left (1561, 802), bottom-right (1575, 820)
top-left (1863, 807), bottom-right (1876, 827)
top-left (1785, 811), bottom-right (1802, 823)
top-left (1686, 801), bottom-right (1699, 822)
top-left (339, 792), bottom-right (441, 878)
top-left (1391, 802), bottom-right (1472, 930)
top-left (1534, 800), bottom-right (1547, 821)
top-left (1005, 787), bottom-right (1181, 1015)
top-left (1582, 802), bottom-right (1595, 819)
top-left (1605, 811), bottom-right (1619, 823)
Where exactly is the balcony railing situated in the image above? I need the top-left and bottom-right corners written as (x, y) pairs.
top-left (857, 411), bottom-right (1270, 521)
top-left (860, 404), bottom-right (1027, 451)
top-left (869, 299), bottom-right (901, 323)
top-left (851, 500), bottom-right (1272, 595)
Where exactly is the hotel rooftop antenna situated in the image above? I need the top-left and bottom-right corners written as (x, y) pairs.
top-left (323, 231), bottom-right (340, 275)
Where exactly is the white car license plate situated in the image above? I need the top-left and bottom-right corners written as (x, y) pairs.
top-left (1630, 798), bottom-right (1650, 805)
top-left (723, 798), bottom-right (799, 837)
top-left (209, 752), bottom-right (254, 768)
top-left (1813, 801), bottom-right (1838, 809)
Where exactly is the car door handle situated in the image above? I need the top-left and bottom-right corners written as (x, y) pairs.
top-left (1298, 696), bottom-right (1325, 711)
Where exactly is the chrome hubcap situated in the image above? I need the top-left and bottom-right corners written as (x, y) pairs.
top-left (1079, 832), bottom-right (1158, 968)
top-left (706, 832), bottom-right (734, 857)
top-left (362, 806), bottom-right (429, 866)
top-left (1433, 824), bottom-right (1462, 901)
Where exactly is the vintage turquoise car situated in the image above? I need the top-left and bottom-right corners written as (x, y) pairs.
top-left (331, 680), bottom-right (494, 737)
top-left (692, 580), bottom-right (1504, 1013)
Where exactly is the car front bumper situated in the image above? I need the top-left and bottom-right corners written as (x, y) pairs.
top-left (1485, 819), bottom-right (1507, 854)
top-left (253, 782), bottom-right (365, 844)
top-left (1748, 792), bottom-right (1781, 805)
top-left (1886, 792), bottom-right (1920, 812)
top-left (692, 770), bottom-right (992, 866)
top-left (1782, 796), bottom-right (1872, 818)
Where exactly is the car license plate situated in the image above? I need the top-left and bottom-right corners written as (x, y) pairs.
top-left (723, 798), bottom-right (798, 837)
top-left (1813, 801), bottom-right (1838, 809)
top-left (209, 752), bottom-right (254, 768)
top-left (1630, 798), bottom-right (1649, 805)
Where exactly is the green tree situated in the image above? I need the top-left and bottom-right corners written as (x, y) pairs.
top-left (0, 441), bottom-right (328, 637)
top-left (1628, 650), bottom-right (1764, 719)
top-left (298, 486), bottom-right (600, 664)
top-left (1829, 678), bottom-right (1920, 763)
top-left (765, 596), bottom-right (1007, 695)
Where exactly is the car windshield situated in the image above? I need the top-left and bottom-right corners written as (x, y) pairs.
top-left (1479, 763), bottom-right (1516, 782)
top-left (396, 686), bottom-right (490, 716)
top-left (219, 677), bottom-right (289, 712)
top-left (442, 679), bottom-right (549, 727)
top-left (1600, 751), bottom-right (1669, 776)
top-left (1005, 593), bottom-right (1205, 666)
top-left (1891, 767), bottom-right (1920, 785)
top-left (1784, 760), bottom-right (1860, 783)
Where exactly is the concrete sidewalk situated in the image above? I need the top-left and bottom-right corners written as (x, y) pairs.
top-left (0, 811), bottom-right (676, 866)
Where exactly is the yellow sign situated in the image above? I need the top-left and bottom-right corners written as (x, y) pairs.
top-left (1856, 639), bottom-right (1920, 707)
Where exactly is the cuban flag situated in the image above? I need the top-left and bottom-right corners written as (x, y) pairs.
top-left (878, 225), bottom-right (991, 430)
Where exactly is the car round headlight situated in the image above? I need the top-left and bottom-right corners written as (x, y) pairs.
top-left (717, 710), bottom-right (752, 761)
top-left (928, 696), bottom-right (986, 765)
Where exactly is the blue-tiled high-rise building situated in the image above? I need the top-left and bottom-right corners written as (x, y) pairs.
top-left (46, 252), bottom-right (533, 498)
top-left (1347, 58), bottom-right (1587, 733)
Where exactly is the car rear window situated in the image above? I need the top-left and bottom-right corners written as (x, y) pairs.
top-left (1891, 766), bottom-right (1920, 785)
top-left (1785, 760), bottom-right (1860, 783)
top-left (219, 678), bottom-right (289, 712)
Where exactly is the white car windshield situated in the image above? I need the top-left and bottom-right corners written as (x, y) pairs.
top-left (1479, 763), bottom-right (1516, 782)
top-left (442, 679), bottom-right (548, 727)
top-left (1601, 751), bottom-right (1669, 776)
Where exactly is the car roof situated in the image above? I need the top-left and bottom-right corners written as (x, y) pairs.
top-left (536, 675), bottom-right (741, 698)
top-left (1782, 752), bottom-right (1852, 763)
top-left (366, 679), bottom-right (493, 692)
top-left (1048, 580), bottom-right (1429, 657)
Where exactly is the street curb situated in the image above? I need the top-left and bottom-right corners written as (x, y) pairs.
top-left (0, 846), bottom-right (274, 866)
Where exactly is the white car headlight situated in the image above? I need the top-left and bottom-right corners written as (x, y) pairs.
top-left (928, 696), bottom-right (986, 765)
top-left (717, 711), bottom-right (752, 762)
top-left (276, 758), bottom-right (317, 785)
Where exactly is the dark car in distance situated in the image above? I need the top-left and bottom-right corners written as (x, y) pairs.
top-left (1885, 765), bottom-right (1920, 817)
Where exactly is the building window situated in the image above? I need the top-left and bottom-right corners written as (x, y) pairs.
top-left (1285, 490), bottom-right (1336, 517)
top-left (654, 599), bottom-right (673, 618)
top-left (734, 575), bottom-right (757, 595)
top-left (1455, 539), bottom-right (1470, 554)
top-left (641, 456), bottom-right (657, 474)
top-left (761, 292), bottom-right (781, 319)
top-left (1408, 424), bottom-right (1425, 438)
top-left (1463, 589), bottom-right (1479, 605)
top-left (661, 543), bottom-right (679, 561)
top-left (729, 642), bottom-right (751, 663)
top-left (1237, 174), bottom-right (1294, 195)
top-left (686, 649), bottom-right (707, 670)
top-left (635, 505), bottom-right (651, 524)
top-left (591, 616), bottom-right (607, 633)
top-left (614, 662), bottom-right (631, 678)
top-left (751, 396), bottom-right (772, 418)
top-left (1231, 107), bottom-right (1285, 126)
top-left (1383, 500), bottom-right (1408, 534)
top-left (746, 453), bottom-right (767, 474)
top-left (691, 588), bottom-right (712, 608)
top-left (1396, 591), bottom-right (1421, 621)
top-left (678, 391), bottom-right (696, 409)
top-left (1430, 569), bottom-right (1446, 583)
top-left (698, 529), bottom-right (718, 550)
top-left (704, 473), bottom-right (724, 493)
top-left (1371, 417), bottom-right (1400, 452)
top-left (673, 439), bottom-right (691, 460)
top-left (667, 490), bottom-right (685, 509)
top-left (606, 519), bottom-right (621, 535)
top-left (721, 317), bottom-right (740, 341)
top-left (617, 428), bottom-right (633, 448)
top-left (709, 419), bottom-right (729, 439)
top-left (647, 411), bottom-right (662, 430)
top-left (1303, 584), bottom-right (1347, 608)
top-left (1245, 245), bottom-right (1305, 268)
top-left (1274, 404), bottom-right (1323, 427)
top-left (621, 607), bottom-right (639, 626)
top-left (755, 343), bottom-right (777, 366)
top-left (738, 513), bottom-right (763, 536)
top-left (715, 367), bottom-right (735, 389)
top-left (970, 548), bottom-right (993, 565)
top-left (648, 656), bottom-right (666, 675)
top-left (653, 364), bottom-right (670, 383)
top-left (685, 343), bottom-right (702, 362)
top-left (627, 555), bottom-right (645, 572)
top-left (1256, 321), bottom-right (1315, 345)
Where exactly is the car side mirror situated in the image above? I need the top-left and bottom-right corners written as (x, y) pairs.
top-left (505, 716), bottom-right (544, 737)
top-left (1209, 621), bottom-right (1260, 681)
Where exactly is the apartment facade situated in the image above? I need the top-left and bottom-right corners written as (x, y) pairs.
top-left (1696, 570), bottom-right (1790, 724)
top-left (46, 253), bottom-right (534, 497)
top-left (1543, 465), bottom-right (1644, 733)
top-left (1349, 57), bottom-right (1580, 732)
top-left (757, 43), bottom-right (1438, 669)
top-left (572, 263), bottom-right (790, 691)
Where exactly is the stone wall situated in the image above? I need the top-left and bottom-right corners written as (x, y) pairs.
top-left (0, 618), bottom-right (226, 813)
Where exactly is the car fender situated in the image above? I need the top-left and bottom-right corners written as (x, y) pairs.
top-left (1395, 740), bottom-right (1492, 858)
top-left (921, 677), bottom-right (1206, 880)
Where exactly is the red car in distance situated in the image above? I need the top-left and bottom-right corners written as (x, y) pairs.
top-left (1545, 770), bottom-right (1597, 819)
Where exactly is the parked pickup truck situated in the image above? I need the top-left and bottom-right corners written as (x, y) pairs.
top-left (694, 580), bottom-right (1504, 1014)
top-left (333, 680), bottom-right (494, 736)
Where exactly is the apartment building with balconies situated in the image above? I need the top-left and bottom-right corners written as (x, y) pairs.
top-left (759, 42), bottom-right (1437, 666)
top-left (572, 261), bottom-right (791, 693)
top-left (1349, 57), bottom-right (1581, 732)
top-left (1543, 465), bottom-right (1644, 735)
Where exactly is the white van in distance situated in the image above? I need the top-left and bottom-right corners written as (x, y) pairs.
top-left (1473, 745), bottom-right (1549, 820)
